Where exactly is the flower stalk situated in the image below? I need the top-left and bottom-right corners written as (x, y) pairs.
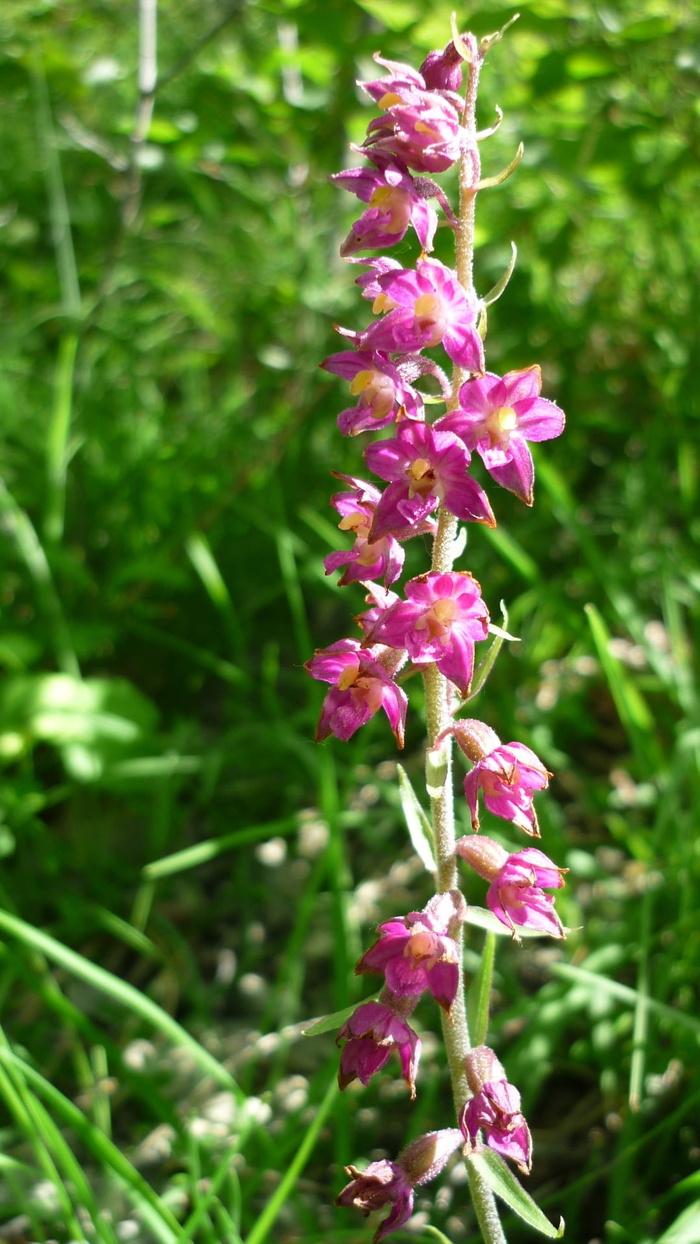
top-left (306, 24), bottom-right (568, 1243)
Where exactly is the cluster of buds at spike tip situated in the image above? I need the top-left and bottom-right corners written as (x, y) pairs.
top-left (306, 24), bottom-right (565, 749)
top-left (306, 22), bottom-right (570, 1240)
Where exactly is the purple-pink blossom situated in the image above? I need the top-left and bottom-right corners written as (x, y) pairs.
top-left (355, 892), bottom-right (464, 1013)
top-left (337, 997), bottom-right (421, 1096)
top-left (337, 1159), bottom-right (414, 1243)
top-left (305, 639), bottom-right (407, 746)
top-left (332, 154), bottom-right (438, 256)
top-left (323, 475), bottom-right (404, 587)
top-left (460, 1045), bottom-right (532, 1174)
top-left (361, 258), bottom-right (485, 373)
top-left (437, 366), bottom-right (565, 504)
top-left (452, 719), bottom-right (551, 835)
top-left (456, 836), bottom-right (566, 939)
top-left (320, 349), bottom-right (424, 436)
top-left (364, 418), bottom-right (494, 540)
top-left (368, 572), bottom-right (489, 697)
top-left (337, 1129), bottom-right (463, 1243)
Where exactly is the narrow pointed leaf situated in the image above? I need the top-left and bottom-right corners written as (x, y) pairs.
top-left (482, 242), bottom-right (518, 307)
top-left (397, 764), bottom-right (436, 872)
top-left (465, 602), bottom-right (515, 701)
top-left (476, 143), bottom-right (524, 190)
top-left (465, 905), bottom-right (554, 938)
top-left (302, 996), bottom-right (378, 1038)
top-left (468, 1149), bottom-right (564, 1237)
top-left (467, 930), bottom-right (496, 1045)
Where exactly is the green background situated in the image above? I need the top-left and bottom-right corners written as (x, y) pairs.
top-left (0, 1), bottom-right (698, 1241)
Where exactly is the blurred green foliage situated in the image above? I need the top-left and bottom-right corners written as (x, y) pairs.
top-left (0, 0), bottom-right (698, 1240)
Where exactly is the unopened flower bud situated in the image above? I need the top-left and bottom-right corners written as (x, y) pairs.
top-left (465, 1044), bottom-right (506, 1093)
top-left (456, 833), bottom-right (508, 881)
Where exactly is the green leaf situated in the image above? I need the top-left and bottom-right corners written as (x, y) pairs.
top-left (464, 906), bottom-right (549, 939)
top-left (397, 764), bottom-right (436, 872)
top-left (468, 1149), bottom-right (564, 1237)
top-left (302, 996), bottom-right (377, 1038)
top-left (551, 963), bottom-right (700, 1039)
top-left (657, 1201), bottom-right (700, 1244)
top-left (354, 0), bottom-right (419, 30)
top-left (584, 603), bottom-right (662, 773)
top-left (423, 1228), bottom-right (455, 1244)
top-left (467, 930), bottom-right (496, 1046)
top-left (0, 909), bottom-right (242, 1096)
top-left (467, 602), bottom-right (517, 701)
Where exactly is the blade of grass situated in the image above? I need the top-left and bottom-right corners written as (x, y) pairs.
top-left (143, 815), bottom-right (298, 880)
top-left (480, 524), bottom-right (539, 583)
top-left (186, 531), bottom-right (247, 667)
top-left (0, 935), bottom-right (183, 1131)
top-left (550, 962), bottom-right (700, 1039)
top-left (0, 1030), bottom-right (118, 1243)
top-left (180, 1139), bottom-right (245, 1243)
top-left (125, 616), bottom-right (247, 685)
top-left (244, 1071), bottom-right (339, 1244)
top-left (0, 1043), bottom-right (182, 1243)
top-left (276, 525), bottom-right (312, 661)
top-left (585, 603), bottom-right (663, 773)
top-left (629, 889), bottom-right (652, 1112)
top-left (0, 478), bottom-right (79, 678)
top-left (0, 1047), bottom-right (91, 1241)
top-left (0, 907), bottom-right (243, 1096)
top-left (45, 333), bottom-right (79, 545)
top-left (32, 52), bottom-right (81, 317)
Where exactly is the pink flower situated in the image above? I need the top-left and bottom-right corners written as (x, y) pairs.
top-left (337, 1159), bottom-right (414, 1242)
top-left (355, 584), bottom-right (402, 637)
top-left (368, 572), bottom-right (489, 697)
top-left (355, 892), bottom-right (464, 1013)
top-left (359, 55), bottom-right (427, 104)
top-left (364, 419), bottom-right (494, 540)
top-left (337, 997), bottom-right (421, 1096)
top-left (460, 1045), bottom-right (532, 1174)
top-left (437, 367), bottom-right (565, 505)
top-left (362, 258), bottom-right (485, 373)
top-left (305, 639), bottom-right (407, 745)
top-left (355, 257), bottom-right (404, 310)
top-left (332, 153), bottom-right (438, 255)
top-left (320, 349), bottom-right (425, 436)
top-left (456, 836), bottom-right (566, 939)
top-left (324, 475), bottom-right (405, 587)
top-left (451, 719), bottom-right (551, 836)
top-left (337, 1129), bottom-right (463, 1243)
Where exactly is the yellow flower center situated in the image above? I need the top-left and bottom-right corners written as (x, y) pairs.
top-left (369, 185), bottom-right (411, 230)
top-left (415, 598), bottom-right (458, 644)
top-left (337, 660), bottom-right (360, 691)
top-left (484, 405), bottom-right (518, 448)
top-left (338, 511), bottom-right (371, 538)
top-left (406, 458), bottom-right (436, 499)
top-left (349, 368), bottom-right (395, 419)
top-left (407, 930), bottom-right (437, 963)
top-left (415, 120), bottom-right (440, 139)
top-left (372, 291), bottom-right (397, 315)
